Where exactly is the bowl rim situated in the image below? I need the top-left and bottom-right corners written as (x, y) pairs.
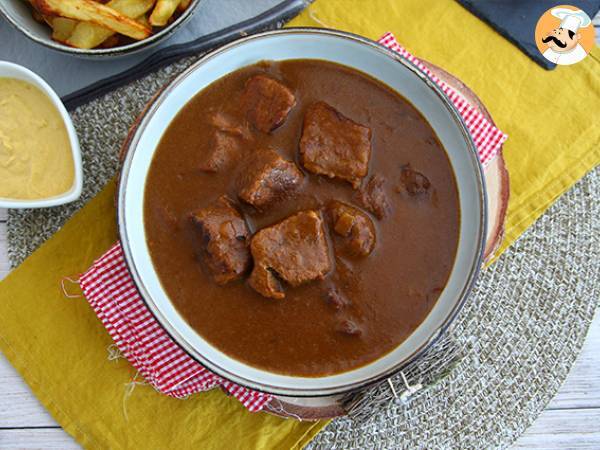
top-left (0, 0), bottom-right (201, 57)
top-left (117, 27), bottom-right (488, 397)
top-left (0, 61), bottom-right (83, 208)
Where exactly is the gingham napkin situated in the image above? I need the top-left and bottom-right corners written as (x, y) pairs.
top-left (79, 244), bottom-right (272, 411)
top-left (78, 34), bottom-right (507, 412)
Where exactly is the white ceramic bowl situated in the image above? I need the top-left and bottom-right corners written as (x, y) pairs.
top-left (118, 28), bottom-right (487, 397)
top-left (0, 0), bottom-right (201, 58)
top-left (0, 61), bottom-right (82, 208)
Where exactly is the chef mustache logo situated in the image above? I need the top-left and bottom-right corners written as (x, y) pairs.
top-left (541, 35), bottom-right (567, 48)
top-left (534, 5), bottom-right (593, 66)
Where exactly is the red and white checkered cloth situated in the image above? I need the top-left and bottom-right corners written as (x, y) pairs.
top-left (379, 33), bottom-right (507, 165)
top-left (80, 243), bottom-right (272, 412)
top-left (79, 34), bottom-right (507, 413)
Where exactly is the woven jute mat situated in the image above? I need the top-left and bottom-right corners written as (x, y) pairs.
top-left (7, 52), bottom-right (600, 448)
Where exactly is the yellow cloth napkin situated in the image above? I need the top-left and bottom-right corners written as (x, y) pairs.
top-left (0, 1), bottom-right (598, 449)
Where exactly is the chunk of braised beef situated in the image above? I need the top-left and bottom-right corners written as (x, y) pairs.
top-left (190, 196), bottom-right (251, 285)
top-left (299, 102), bottom-right (371, 188)
top-left (238, 149), bottom-right (303, 210)
top-left (199, 131), bottom-right (241, 173)
top-left (241, 75), bottom-right (296, 133)
top-left (209, 111), bottom-right (252, 140)
top-left (329, 201), bottom-right (376, 257)
top-left (248, 266), bottom-right (284, 300)
top-left (199, 112), bottom-right (252, 173)
top-left (399, 164), bottom-right (431, 195)
top-left (248, 210), bottom-right (332, 299)
top-left (356, 174), bottom-right (391, 220)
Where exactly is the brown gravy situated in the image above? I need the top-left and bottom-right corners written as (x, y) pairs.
top-left (144, 60), bottom-right (460, 376)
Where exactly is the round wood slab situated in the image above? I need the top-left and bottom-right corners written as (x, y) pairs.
top-left (263, 60), bottom-right (510, 421)
top-left (118, 57), bottom-right (510, 422)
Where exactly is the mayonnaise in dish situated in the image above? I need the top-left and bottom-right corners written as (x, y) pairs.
top-left (0, 78), bottom-right (74, 200)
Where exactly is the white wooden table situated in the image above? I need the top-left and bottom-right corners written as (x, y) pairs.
top-left (1, 16), bottom-right (600, 447)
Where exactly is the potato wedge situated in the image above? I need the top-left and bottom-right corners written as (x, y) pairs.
top-left (32, 0), bottom-right (151, 40)
top-left (178, 0), bottom-right (191, 12)
top-left (137, 13), bottom-right (150, 28)
top-left (40, 13), bottom-right (54, 26)
top-left (66, 0), bottom-right (154, 49)
top-left (100, 34), bottom-right (120, 48)
top-left (51, 17), bottom-right (77, 42)
top-left (31, 7), bottom-right (45, 23)
top-left (149, 0), bottom-right (180, 26)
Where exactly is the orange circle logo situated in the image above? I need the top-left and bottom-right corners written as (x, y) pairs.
top-left (535, 5), bottom-right (594, 66)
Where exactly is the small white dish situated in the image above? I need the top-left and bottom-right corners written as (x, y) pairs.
top-left (0, 61), bottom-right (83, 208)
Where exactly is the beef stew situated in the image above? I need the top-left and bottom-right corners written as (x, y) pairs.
top-left (144, 60), bottom-right (460, 376)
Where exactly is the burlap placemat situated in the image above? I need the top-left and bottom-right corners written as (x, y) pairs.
top-left (7, 48), bottom-right (600, 448)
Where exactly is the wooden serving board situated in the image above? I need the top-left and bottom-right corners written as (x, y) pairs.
top-left (119, 58), bottom-right (510, 422)
top-left (263, 60), bottom-right (510, 420)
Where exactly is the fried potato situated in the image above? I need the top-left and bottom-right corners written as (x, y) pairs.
top-left (40, 14), bottom-right (54, 26)
top-left (66, 0), bottom-right (154, 49)
top-left (149, 0), bottom-right (180, 26)
top-left (100, 34), bottom-right (120, 48)
top-left (177, 0), bottom-right (191, 12)
top-left (51, 17), bottom-right (77, 42)
top-left (136, 13), bottom-right (150, 28)
top-left (31, 7), bottom-right (46, 23)
top-left (32, 0), bottom-right (151, 40)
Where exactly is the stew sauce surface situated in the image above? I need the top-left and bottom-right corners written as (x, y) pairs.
top-left (144, 60), bottom-right (460, 376)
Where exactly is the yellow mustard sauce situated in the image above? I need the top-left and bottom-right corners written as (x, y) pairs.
top-left (0, 78), bottom-right (74, 200)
